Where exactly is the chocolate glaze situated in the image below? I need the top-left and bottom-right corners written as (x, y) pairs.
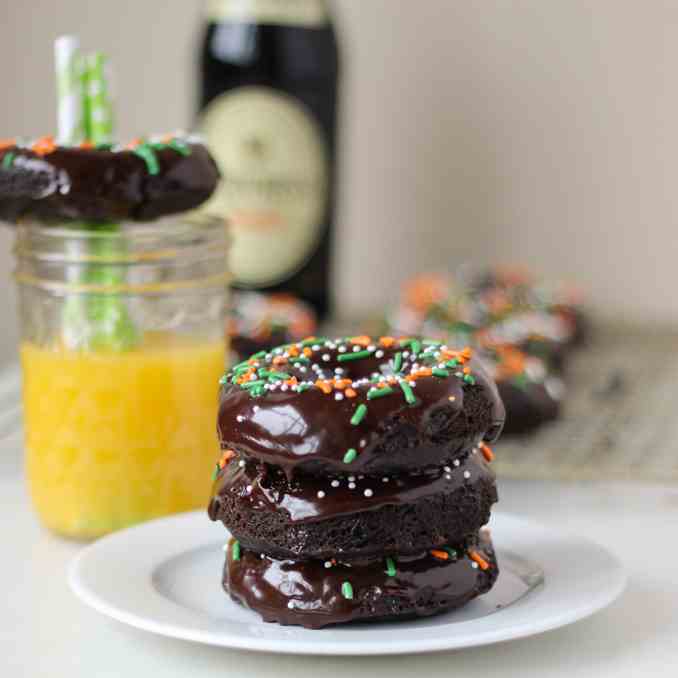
top-left (218, 338), bottom-right (505, 477)
top-left (224, 530), bottom-right (498, 629)
top-left (0, 142), bottom-right (220, 223)
top-left (211, 447), bottom-right (493, 525)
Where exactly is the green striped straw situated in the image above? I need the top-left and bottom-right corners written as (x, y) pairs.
top-left (54, 36), bottom-right (85, 145)
top-left (56, 37), bottom-right (139, 351)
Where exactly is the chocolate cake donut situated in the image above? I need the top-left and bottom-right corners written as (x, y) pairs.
top-left (209, 336), bottom-right (505, 628)
top-left (225, 530), bottom-right (498, 629)
top-left (0, 134), bottom-right (220, 223)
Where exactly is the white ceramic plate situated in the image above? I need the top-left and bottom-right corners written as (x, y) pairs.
top-left (69, 511), bottom-right (626, 656)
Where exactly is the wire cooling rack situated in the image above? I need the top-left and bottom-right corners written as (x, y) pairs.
top-left (493, 326), bottom-right (678, 483)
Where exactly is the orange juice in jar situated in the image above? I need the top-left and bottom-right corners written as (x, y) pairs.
top-left (14, 219), bottom-right (229, 539)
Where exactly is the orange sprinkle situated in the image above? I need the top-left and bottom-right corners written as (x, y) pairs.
top-left (287, 345), bottom-right (300, 357)
top-left (302, 336), bottom-right (316, 343)
top-left (430, 549), bottom-right (449, 561)
top-left (0, 138), bottom-right (16, 150)
top-left (379, 336), bottom-right (396, 347)
top-left (31, 136), bottom-right (57, 156)
top-left (303, 347), bottom-right (313, 358)
top-left (479, 442), bottom-right (495, 462)
top-left (79, 141), bottom-right (94, 149)
top-left (126, 137), bottom-right (142, 149)
top-left (469, 550), bottom-right (490, 571)
top-left (285, 377), bottom-right (298, 387)
top-left (218, 449), bottom-right (236, 468)
top-left (333, 379), bottom-right (352, 389)
top-left (417, 368), bottom-right (433, 377)
top-left (315, 380), bottom-right (332, 394)
top-left (349, 335), bottom-right (371, 347)
top-left (345, 388), bottom-right (357, 398)
top-left (461, 347), bottom-right (473, 360)
top-left (273, 356), bottom-right (289, 367)
top-left (463, 367), bottom-right (472, 375)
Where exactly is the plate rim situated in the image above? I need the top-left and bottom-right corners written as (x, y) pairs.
top-left (69, 511), bottom-right (627, 656)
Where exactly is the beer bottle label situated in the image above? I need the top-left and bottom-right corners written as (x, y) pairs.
top-left (205, 0), bottom-right (328, 27)
top-left (200, 86), bottom-right (329, 287)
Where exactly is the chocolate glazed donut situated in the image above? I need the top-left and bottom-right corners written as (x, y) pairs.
top-left (0, 135), bottom-right (220, 223)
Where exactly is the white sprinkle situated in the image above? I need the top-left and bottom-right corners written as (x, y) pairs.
top-left (288, 600), bottom-right (295, 609)
top-left (326, 342), bottom-right (336, 349)
top-left (322, 354), bottom-right (331, 362)
top-left (360, 439), bottom-right (367, 448)
top-left (358, 475), bottom-right (365, 479)
top-left (253, 405), bottom-right (260, 412)
top-left (367, 345), bottom-right (376, 352)
top-left (249, 373), bottom-right (257, 381)
top-left (463, 471), bottom-right (471, 479)
top-left (382, 477), bottom-right (389, 483)
top-left (348, 476), bottom-right (355, 482)
top-left (348, 482), bottom-right (356, 489)
top-left (335, 393), bottom-right (344, 401)
top-left (364, 488), bottom-right (374, 497)
top-left (324, 561), bottom-right (332, 569)
top-left (265, 354), bottom-right (272, 360)
top-left (444, 466), bottom-right (451, 473)
top-left (410, 381), bottom-right (417, 388)
top-left (353, 345), bottom-right (361, 352)
top-left (236, 415), bottom-right (245, 423)
top-left (471, 562), bottom-right (479, 569)
top-left (331, 480), bottom-right (340, 488)
top-left (299, 366), bottom-right (307, 373)
top-left (402, 351), bottom-right (410, 358)
top-left (282, 384), bottom-right (290, 391)
top-left (375, 350), bottom-right (384, 358)
top-left (312, 344), bottom-right (320, 351)
top-left (317, 490), bottom-right (326, 499)
top-left (222, 542), bottom-right (229, 552)
top-left (453, 459), bottom-right (460, 467)
top-left (334, 367), bottom-right (344, 375)
top-left (239, 460), bottom-right (246, 467)
top-left (246, 485), bottom-right (253, 493)
top-left (338, 346), bottom-right (347, 353)
top-left (445, 474), bottom-right (452, 480)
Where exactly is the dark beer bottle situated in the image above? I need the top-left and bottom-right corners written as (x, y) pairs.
top-left (198, 0), bottom-right (339, 319)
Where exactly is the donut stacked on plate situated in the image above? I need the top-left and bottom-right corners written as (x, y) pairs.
top-left (209, 335), bottom-right (505, 628)
top-left (388, 266), bottom-right (585, 435)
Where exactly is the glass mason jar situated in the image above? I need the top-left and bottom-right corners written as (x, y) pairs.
top-left (14, 217), bottom-right (229, 539)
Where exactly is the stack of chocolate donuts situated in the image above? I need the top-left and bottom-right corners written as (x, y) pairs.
top-left (209, 335), bottom-right (505, 628)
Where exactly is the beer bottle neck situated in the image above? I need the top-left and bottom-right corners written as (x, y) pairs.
top-left (204, 0), bottom-right (330, 27)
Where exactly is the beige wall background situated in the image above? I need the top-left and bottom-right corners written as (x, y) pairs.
top-left (0, 0), bottom-right (676, 365)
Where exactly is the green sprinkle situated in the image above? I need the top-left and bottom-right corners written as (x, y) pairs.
top-left (512, 374), bottom-right (529, 390)
top-left (341, 581), bottom-right (354, 600)
top-left (422, 339), bottom-right (441, 346)
top-left (367, 386), bottom-right (394, 400)
top-left (219, 375), bottom-right (228, 385)
top-left (95, 142), bottom-right (113, 151)
top-left (443, 547), bottom-right (458, 559)
top-left (445, 359), bottom-right (459, 368)
top-left (393, 352), bottom-right (403, 372)
top-left (268, 372), bottom-right (290, 381)
top-left (242, 379), bottom-right (266, 389)
top-left (385, 557), bottom-right (397, 577)
top-left (168, 138), bottom-right (191, 156)
top-left (211, 464), bottom-right (219, 481)
top-left (338, 350), bottom-right (372, 362)
top-left (133, 143), bottom-right (160, 175)
top-left (257, 369), bottom-right (272, 378)
top-left (251, 350), bottom-right (267, 359)
top-left (343, 448), bottom-right (358, 464)
top-left (301, 337), bottom-right (327, 346)
top-left (399, 338), bottom-right (413, 348)
top-left (350, 404), bottom-right (368, 425)
top-left (232, 540), bottom-right (241, 561)
top-left (432, 368), bottom-right (450, 378)
top-left (399, 380), bottom-right (417, 405)
top-left (410, 339), bottom-right (422, 356)
top-left (2, 152), bottom-right (15, 169)
top-left (290, 356), bottom-right (310, 364)
top-left (232, 360), bottom-right (251, 371)
top-left (234, 364), bottom-right (252, 374)
top-left (463, 374), bottom-right (476, 385)
top-left (296, 383), bottom-right (312, 393)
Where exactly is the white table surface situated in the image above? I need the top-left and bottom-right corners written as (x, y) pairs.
top-left (2, 427), bottom-right (677, 678)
